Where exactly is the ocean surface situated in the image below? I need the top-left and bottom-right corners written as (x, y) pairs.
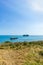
top-left (0, 35), bottom-right (43, 43)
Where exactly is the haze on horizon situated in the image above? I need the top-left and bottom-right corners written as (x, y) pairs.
top-left (0, 0), bottom-right (43, 35)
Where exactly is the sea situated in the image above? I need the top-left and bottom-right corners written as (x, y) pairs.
top-left (0, 35), bottom-right (43, 43)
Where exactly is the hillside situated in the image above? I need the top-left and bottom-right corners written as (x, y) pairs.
top-left (0, 41), bottom-right (43, 65)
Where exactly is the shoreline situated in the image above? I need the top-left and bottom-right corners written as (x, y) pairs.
top-left (0, 41), bottom-right (43, 49)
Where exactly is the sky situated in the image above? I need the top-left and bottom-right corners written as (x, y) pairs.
top-left (0, 0), bottom-right (43, 35)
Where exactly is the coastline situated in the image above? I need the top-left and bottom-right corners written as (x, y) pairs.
top-left (0, 35), bottom-right (43, 43)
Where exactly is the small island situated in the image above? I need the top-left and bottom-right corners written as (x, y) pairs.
top-left (23, 34), bottom-right (29, 37)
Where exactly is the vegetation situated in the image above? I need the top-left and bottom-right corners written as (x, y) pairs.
top-left (0, 41), bottom-right (43, 65)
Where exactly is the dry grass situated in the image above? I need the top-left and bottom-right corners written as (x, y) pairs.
top-left (0, 41), bottom-right (43, 65)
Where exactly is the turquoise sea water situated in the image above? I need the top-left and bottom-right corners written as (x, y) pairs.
top-left (0, 35), bottom-right (43, 43)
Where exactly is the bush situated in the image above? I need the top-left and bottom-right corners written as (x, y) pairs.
top-left (15, 43), bottom-right (20, 47)
top-left (39, 51), bottom-right (43, 56)
top-left (23, 42), bottom-right (27, 46)
top-left (4, 41), bottom-right (11, 43)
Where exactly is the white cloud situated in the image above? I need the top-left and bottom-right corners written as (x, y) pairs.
top-left (29, 0), bottom-right (43, 12)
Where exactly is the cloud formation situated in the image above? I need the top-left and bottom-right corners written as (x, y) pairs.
top-left (29, 0), bottom-right (43, 12)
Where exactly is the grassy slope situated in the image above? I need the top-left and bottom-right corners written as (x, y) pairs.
top-left (0, 41), bottom-right (43, 65)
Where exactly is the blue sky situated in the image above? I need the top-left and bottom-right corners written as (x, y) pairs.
top-left (0, 0), bottom-right (43, 35)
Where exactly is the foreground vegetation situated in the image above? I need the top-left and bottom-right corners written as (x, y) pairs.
top-left (0, 41), bottom-right (43, 65)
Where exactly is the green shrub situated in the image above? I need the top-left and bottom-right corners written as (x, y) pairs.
top-left (4, 41), bottom-right (11, 43)
top-left (39, 51), bottom-right (43, 56)
top-left (15, 43), bottom-right (20, 47)
top-left (23, 42), bottom-right (27, 46)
